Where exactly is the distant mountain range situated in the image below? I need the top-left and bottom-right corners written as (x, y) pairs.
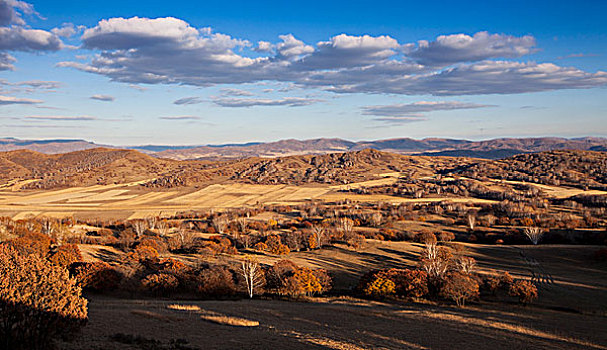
top-left (1, 136), bottom-right (606, 160)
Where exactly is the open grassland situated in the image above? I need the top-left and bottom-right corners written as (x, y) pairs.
top-left (65, 240), bottom-right (607, 350)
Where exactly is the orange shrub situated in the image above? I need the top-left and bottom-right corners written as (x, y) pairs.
top-left (508, 280), bottom-right (538, 305)
top-left (48, 244), bottom-right (82, 267)
top-left (0, 245), bottom-right (87, 349)
top-left (8, 232), bottom-right (52, 256)
top-left (197, 266), bottom-right (237, 298)
top-left (138, 238), bottom-right (167, 254)
top-left (440, 272), bottom-right (479, 306)
top-left (141, 273), bottom-right (179, 296)
top-left (392, 269), bottom-right (429, 299)
top-left (361, 271), bottom-right (395, 298)
top-left (71, 261), bottom-right (122, 292)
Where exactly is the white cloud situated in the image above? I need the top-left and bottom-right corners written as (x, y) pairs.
top-left (362, 101), bottom-right (494, 117)
top-left (24, 115), bottom-right (96, 120)
top-left (407, 31), bottom-right (536, 66)
top-left (51, 23), bottom-right (85, 38)
top-left (212, 96), bottom-right (322, 107)
top-left (219, 88), bottom-right (254, 96)
top-left (0, 0), bottom-right (63, 70)
top-left (58, 19), bottom-right (607, 96)
top-left (173, 96), bottom-right (203, 105)
top-left (90, 94), bottom-right (114, 101)
top-left (160, 115), bottom-right (200, 120)
top-left (0, 94), bottom-right (41, 104)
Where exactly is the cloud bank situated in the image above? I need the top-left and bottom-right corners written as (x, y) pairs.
top-left (0, 0), bottom-right (63, 70)
top-left (55, 16), bottom-right (607, 96)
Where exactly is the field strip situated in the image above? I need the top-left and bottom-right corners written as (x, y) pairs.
top-left (274, 187), bottom-right (330, 201)
top-left (330, 177), bottom-right (398, 190)
top-left (164, 184), bottom-right (229, 204)
top-left (8, 191), bottom-right (94, 205)
top-left (12, 211), bottom-right (41, 220)
top-left (127, 210), bottom-right (177, 220)
top-left (107, 191), bottom-right (179, 206)
top-left (67, 189), bottom-right (137, 203)
top-left (319, 193), bottom-right (497, 204)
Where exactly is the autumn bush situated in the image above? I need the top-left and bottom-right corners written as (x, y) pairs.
top-left (508, 280), bottom-right (538, 305)
top-left (360, 270), bottom-right (396, 298)
top-left (439, 272), bottom-right (480, 307)
top-left (71, 261), bottom-right (122, 292)
top-left (141, 273), bottom-right (179, 296)
top-left (7, 232), bottom-right (52, 256)
top-left (265, 260), bottom-right (331, 297)
top-left (359, 268), bottom-right (428, 299)
top-left (48, 243), bottom-right (82, 267)
top-left (196, 265), bottom-right (237, 298)
top-left (0, 244), bottom-right (88, 350)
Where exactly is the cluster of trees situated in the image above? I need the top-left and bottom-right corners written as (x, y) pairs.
top-left (358, 238), bottom-right (539, 307)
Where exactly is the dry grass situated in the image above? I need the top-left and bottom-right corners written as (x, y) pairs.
top-left (166, 303), bottom-right (259, 327)
top-left (200, 314), bottom-right (260, 327)
top-left (167, 304), bottom-right (201, 312)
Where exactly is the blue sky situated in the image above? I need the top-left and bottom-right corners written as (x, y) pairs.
top-left (0, 0), bottom-right (606, 145)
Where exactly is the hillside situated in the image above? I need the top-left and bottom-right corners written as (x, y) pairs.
top-left (0, 148), bottom-right (176, 188)
top-left (0, 138), bottom-right (103, 153)
top-left (460, 150), bottom-right (607, 189)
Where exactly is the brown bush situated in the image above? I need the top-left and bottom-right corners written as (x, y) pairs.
top-left (265, 260), bottom-right (331, 297)
top-left (392, 269), bottom-right (429, 299)
top-left (415, 231), bottom-right (437, 244)
top-left (127, 245), bottom-right (159, 262)
top-left (71, 261), bottom-right (122, 292)
top-left (266, 235), bottom-right (290, 255)
top-left (0, 244), bottom-right (87, 349)
top-left (508, 280), bottom-right (538, 305)
top-left (138, 238), bottom-right (168, 254)
top-left (7, 232), bottom-right (52, 256)
top-left (197, 265), bottom-right (237, 298)
top-left (48, 244), bottom-right (82, 267)
top-left (359, 268), bottom-right (428, 299)
top-left (440, 272), bottom-right (480, 307)
top-left (141, 273), bottom-right (179, 296)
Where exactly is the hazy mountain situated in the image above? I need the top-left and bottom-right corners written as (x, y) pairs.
top-left (2, 136), bottom-right (606, 160)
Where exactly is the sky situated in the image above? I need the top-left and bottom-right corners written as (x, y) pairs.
top-left (0, 0), bottom-right (606, 146)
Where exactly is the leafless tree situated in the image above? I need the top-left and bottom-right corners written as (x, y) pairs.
top-left (212, 216), bottom-right (228, 234)
top-left (146, 216), bottom-right (158, 230)
top-left (456, 256), bottom-right (476, 274)
top-left (157, 220), bottom-right (170, 236)
top-left (369, 212), bottom-right (383, 227)
top-left (337, 217), bottom-right (354, 236)
top-left (240, 257), bottom-right (265, 298)
top-left (174, 227), bottom-right (195, 250)
top-left (524, 227), bottom-right (544, 245)
top-left (421, 242), bottom-right (450, 280)
top-left (467, 214), bottom-right (476, 231)
top-left (311, 225), bottom-right (326, 248)
top-left (41, 218), bottom-right (55, 236)
top-left (131, 219), bottom-right (147, 239)
top-left (236, 217), bottom-right (248, 234)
